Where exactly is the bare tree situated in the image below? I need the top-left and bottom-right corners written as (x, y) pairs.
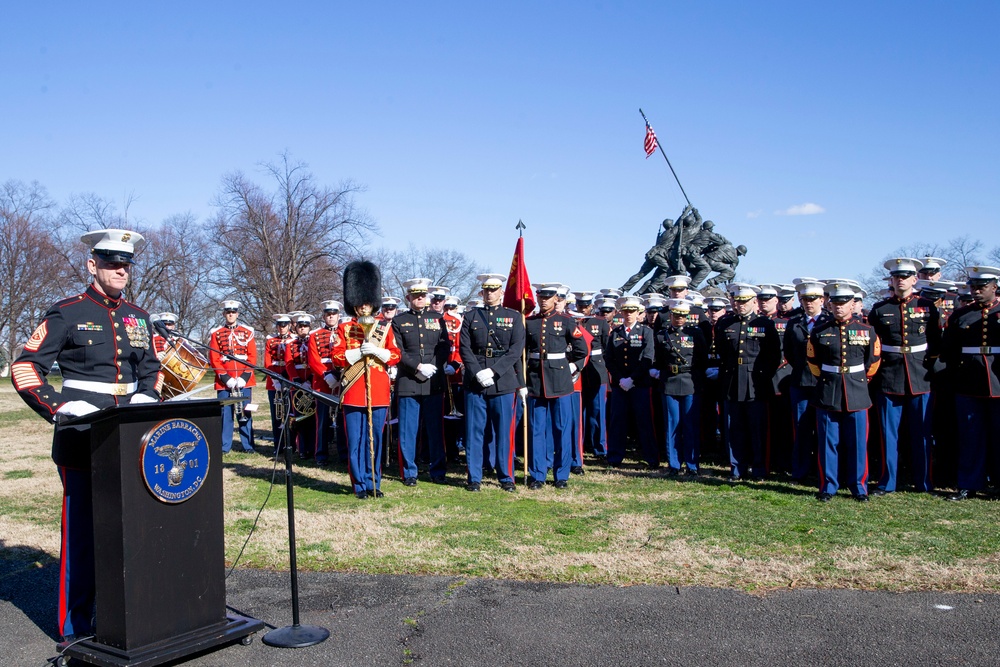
top-left (210, 152), bottom-right (374, 332)
top-left (856, 237), bottom-right (988, 305)
top-left (53, 191), bottom-right (146, 292)
top-left (377, 244), bottom-right (489, 303)
top-left (135, 213), bottom-right (219, 338)
top-left (0, 180), bottom-right (61, 364)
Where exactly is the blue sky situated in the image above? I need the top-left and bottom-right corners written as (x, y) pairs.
top-left (4, 2), bottom-right (998, 292)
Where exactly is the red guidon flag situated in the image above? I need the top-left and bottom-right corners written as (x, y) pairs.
top-left (644, 122), bottom-right (658, 158)
top-left (503, 236), bottom-right (535, 314)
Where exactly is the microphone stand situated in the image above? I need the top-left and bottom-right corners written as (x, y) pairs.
top-left (154, 323), bottom-right (332, 648)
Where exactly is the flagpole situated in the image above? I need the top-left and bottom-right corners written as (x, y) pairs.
top-left (516, 220), bottom-right (529, 483)
top-left (639, 108), bottom-right (692, 208)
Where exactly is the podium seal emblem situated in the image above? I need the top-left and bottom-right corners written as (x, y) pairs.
top-left (140, 419), bottom-right (210, 504)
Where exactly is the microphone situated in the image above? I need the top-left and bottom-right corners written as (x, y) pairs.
top-left (153, 320), bottom-right (172, 339)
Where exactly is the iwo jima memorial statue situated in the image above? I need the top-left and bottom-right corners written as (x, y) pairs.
top-left (624, 109), bottom-right (746, 296)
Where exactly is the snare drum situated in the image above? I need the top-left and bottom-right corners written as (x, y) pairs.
top-left (159, 339), bottom-right (210, 399)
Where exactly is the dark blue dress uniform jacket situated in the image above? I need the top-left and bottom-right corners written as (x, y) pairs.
top-left (942, 299), bottom-right (1000, 397)
top-left (868, 294), bottom-right (941, 395)
top-left (459, 305), bottom-right (525, 396)
top-left (524, 312), bottom-right (589, 398)
top-left (783, 311), bottom-right (831, 389)
top-left (714, 313), bottom-right (781, 401)
top-left (605, 323), bottom-right (656, 388)
top-left (581, 316), bottom-right (610, 387)
top-left (653, 323), bottom-right (707, 396)
top-left (806, 318), bottom-right (881, 412)
top-left (11, 285), bottom-right (161, 468)
top-left (391, 308), bottom-right (452, 397)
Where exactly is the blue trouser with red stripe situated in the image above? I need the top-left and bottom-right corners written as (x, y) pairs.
top-left (570, 390), bottom-right (585, 468)
top-left (955, 395), bottom-right (1000, 491)
top-left (664, 394), bottom-right (700, 472)
top-left (464, 391), bottom-right (517, 485)
top-left (528, 394), bottom-right (573, 483)
top-left (877, 392), bottom-right (932, 492)
top-left (817, 407), bottom-right (868, 497)
top-left (343, 405), bottom-right (387, 494)
top-left (57, 466), bottom-right (95, 640)
top-left (582, 382), bottom-right (608, 457)
top-left (218, 388), bottom-right (253, 452)
top-left (397, 394), bottom-right (446, 479)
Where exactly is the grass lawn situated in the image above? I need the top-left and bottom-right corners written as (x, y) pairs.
top-left (2, 378), bottom-right (999, 592)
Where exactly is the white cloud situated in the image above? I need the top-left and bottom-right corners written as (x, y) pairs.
top-left (776, 202), bottom-right (825, 216)
top-left (746, 210), bottom-right (763, 219)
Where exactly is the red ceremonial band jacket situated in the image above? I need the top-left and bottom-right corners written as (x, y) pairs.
top-left (209, 323), bottom-right (257, 389)
top-left (264, 333), bottom-right (292, 390)
top-left (284, 334), bottom-right (312, 384)
top-left (332, 319), bottom-right (400, 408)
top-left (308, 325), bottom-right (341, 393)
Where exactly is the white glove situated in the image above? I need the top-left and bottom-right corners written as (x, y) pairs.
top-left (360, 342), bottom-right (378, 356)
top-left (705, 368), bottom-right (719, 380)
top-left (55, 400), bottom-right (100, 423)
top-left (619, 377), bottom-right (634, 392)
top-left (323, 373), bottom-right (336, 387)
top-left (302, 381), bottom-right (312, 390)
top-left (416, 363), bottom-right (438, 380)
top-left (444, 364), bottom-right (456, 376)
top-left (372, 347), bottom-right (391, 363)
top-left (568, 362), bottom-right (578, 374)
top-left (388, 366), bottom-right (398, 380)
top-left (475, 368), bottom-right (495, 387)
top-left (517, 387), bottom-right (528, 399)
top-left (235, 376), bottom-right (247, 389)
top-left (345, 348), bottom-right (363, 365)
top-left (130, 393), bottom-right (157, 404)
top-left (649, 369), bottom-right (660, 379)
top-left (225, 377), bottom-right (239, 390)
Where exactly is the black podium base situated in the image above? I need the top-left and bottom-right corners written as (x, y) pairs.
top-left (56, 614), bottom-right (265, 667)
top-left (262, 623), bottom-right (330, 648)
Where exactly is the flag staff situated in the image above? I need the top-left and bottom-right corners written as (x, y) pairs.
top-left (516, 219), bottom-right (529, 482)
top-left (639, 108), bottom-right (692, 208)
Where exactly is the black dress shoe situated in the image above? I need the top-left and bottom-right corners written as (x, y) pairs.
top-left (403, 477), bottom-right (417, 487)
top-left (554, 480), bottom-right (568, 489)
top-left (466, 483), bottom-right (481, 492)
top-left (430, 476), bottom-right (446, 484)
top-left (684, 469), bottom-right (700, 477)
top-left (727, 475), bottom-right (742, 483)
top-left (816, 492), bottom-right (834, 502)
top-left (367, 489), bottom-right (385, 498)
top-left (664, 468), bottom-right (680, 478)
top-left (871, 488), bottom-right (887, 497)
top-left (355, 491), bottom-right (369, 500)
top-left (947, 489), bottom-right (972, 501)
top-left (500, 482), bottom-right (516, 492)
top-left (853, 494), bottom-right (870, 503)
top-left (570, 466), bottom-right (585, 475)
top-left (528, 480), bottom-right (544, 490)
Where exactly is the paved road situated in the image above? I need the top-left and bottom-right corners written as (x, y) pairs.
top-left (2, 562), bottom-right (998, 666)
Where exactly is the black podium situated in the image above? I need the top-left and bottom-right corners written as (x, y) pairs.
top-left (60, 399), bottom-right (263, 667)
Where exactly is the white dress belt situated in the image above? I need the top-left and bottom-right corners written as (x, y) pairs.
top-left (63, 379), bottom-right (139, 395)
top-left (590, 349), bottom-right (603, 356)
top-left (820, 364), bottom-right (864, 374)
top-left (881, 343), bottom-right (927, 353)
top-left (529, 352), bottom-right (566, 360)
top-left (961, 346), bottom-right (1000, 354)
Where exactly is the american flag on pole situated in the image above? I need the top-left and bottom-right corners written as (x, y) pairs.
top-left (644, 122), bottom-right (658, 158)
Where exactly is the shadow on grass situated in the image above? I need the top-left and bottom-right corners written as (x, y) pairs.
top-left (591, 461), bottom-right (820, 497)
top-left (0, 541), bottom-right (60, 641)
top-left (223, 447), bottom-right (356, 497)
